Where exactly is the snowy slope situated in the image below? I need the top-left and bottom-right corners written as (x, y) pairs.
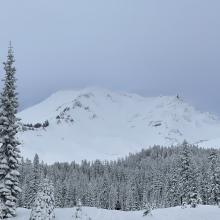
top-left (14, 206), bottom-right (220, 220)
top-left (18, 88), bottom-right (220, 163)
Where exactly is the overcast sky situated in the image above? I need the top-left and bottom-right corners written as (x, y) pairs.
top-left (0, 0), bottom-right (220, 114)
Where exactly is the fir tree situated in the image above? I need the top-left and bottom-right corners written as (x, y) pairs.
top-left (22, 154), bottom-right (41, 208)
top-left (108, 185), bottom-right (117, 210)
top-left (0, 43), bottom-right (21, 218)
top-left (98, 176), bottom-right (110, 209)
top-left (30, 178), bottom-right (55, 220)
top-left (65, 179), bottom-right (77, 207)
top-left (54, 180), bottom-right (63, 208)
top-left (21, 159), bottom-right (33, 208)
top-left (198, 162), bottom-right (209, 205)
top-left (125, 177), bottom-right (139, 211)
top-left (208, 150), bottom-right (220, 206)
top-left (166, 168), bottom-right (180, 207)
top-left (179, 141), bottom-right (197, 207)
top-left (0, 199), bottom-right (5, 219)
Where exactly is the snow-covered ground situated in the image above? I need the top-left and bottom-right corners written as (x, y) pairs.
top-left (14, 206), bottom-right (220, 220)
top-left (18, 88), bottom-right (220, 163)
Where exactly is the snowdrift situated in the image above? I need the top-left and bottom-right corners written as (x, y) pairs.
top-left (14, 206), bottom-right (220, 220)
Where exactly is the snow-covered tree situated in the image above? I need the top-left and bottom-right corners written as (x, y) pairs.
top-left (20, 154), bottom-right (41, 209)
top-left (179, 141), bottom-right (198, 207)
top-left (19, 159), bottom-right (33, 208)
top-left (189, 165), bottom-right (199, 208)
top-left (208, 150), bottom-right (220, 206)
top-left (179, 142), bottom-right (191, 206)
top-left (65, 178), bottom-right (77, 207)
top-left (0, 199), bottom-right (5, 219)
top-left (98, 176), bottom-right (110, 209)
top-left (0, 43), bottom-right (21, 218)
top-left (198, 161), bottom-right (209, 205)
top-left (165, 168), bottom-right (180, 207)
top-left (30, 178), bottom-right (55, 220)
top-left (54, 180), bottom-right (63, 208)
top-left (108, 185), bottom-right (117, 210)
top-left (125, 177), bottom-right (139, 211)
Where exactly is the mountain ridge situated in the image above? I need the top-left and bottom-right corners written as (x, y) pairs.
top-left (17, 88), bottom-right (220, 163)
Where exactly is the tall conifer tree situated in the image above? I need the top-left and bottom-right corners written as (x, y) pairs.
top-left (0, 43), bottom-right (21, 218)
top-left (208, 150), bottom-right (220, 205)
top-left (179, 141), bottom-right (197, 207)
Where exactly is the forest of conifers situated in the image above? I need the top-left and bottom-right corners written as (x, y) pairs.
top-left (18, 143), bottom-right (220, 211)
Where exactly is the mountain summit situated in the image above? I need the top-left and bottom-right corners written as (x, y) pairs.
top-left (18, 88), bottom-right (220, 163)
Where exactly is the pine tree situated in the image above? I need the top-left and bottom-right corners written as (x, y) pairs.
top-left (198, 162), bottom-right (209, 205)
top-left (54, 180), bottom-right (63, 208)
top-left (25, 154), bottom-right (41, 208)
top-left (60, 179), bottom-right (68, 208)
top-left (98, 176), bottom-right (110, 209)
top-left (108, 185), bottom-right (117, 210)
top-left (21, 159), bottom-right (33, 208)
top-left (179, 141), bottom-right (198, 207)
top-left (18, 157), bottom-right (26, 207)
top-left (125, 177), bottom-right (139, 211)
top-left (0, 43), bottom-right (21, 218)
top-left (30, 178), bottom-right (55, 220)
top-left (208, 150), bottom-right (220, 206)
top-left (166, 168), bottom-right (180, 207)
top-left (0, 199), bottom-right (5, 219)
top-left (65, 179), bottom-right (77, 207)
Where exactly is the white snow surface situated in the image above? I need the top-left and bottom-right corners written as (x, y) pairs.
top-left (17, 88), bottom-right (220, 163)
top-left (13, 206), bottom-right (220, 220)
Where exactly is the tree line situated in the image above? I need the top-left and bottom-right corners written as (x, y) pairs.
top-left (19, 142), bottom-right (220, 211)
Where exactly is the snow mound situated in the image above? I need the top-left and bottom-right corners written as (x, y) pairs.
top-left (14, 206), bottom-right (220, 220)
top-left (17, 88), bottom-right (220, 163)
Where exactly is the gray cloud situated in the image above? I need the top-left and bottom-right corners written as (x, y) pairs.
top-left (0, 0), bottom-right (220, 114)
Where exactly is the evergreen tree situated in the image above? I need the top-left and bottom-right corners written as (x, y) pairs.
top-left (165, 168), bottom-right (180, 207)
top-left (54, 180), bottom-right (63, 208)
top-left (108, 185), bottom-right (117, 210)
top-left (60, 183), bottom-right (67, 208)
top-left (27, 154), bottom-right (41, 208)
top-left (98, 176), bottom-right (110, 209)
top-left (20, 159), bottom-right (33, 208)
top-left (0, 199), bottom-right (5, 219)
top-left (30, 178), bottom-right (55, 220)
top-left (208, 150), bottom-right (220, 206)
top-left (125, 177), bottom-right (139, 211)
top-left (198, 162), bottom-right (209, 205)
top-left (65, 178), bottom-right (77, 207)
top-left (0, 43), bottom-right (21, 218)
top-left (179, 141), bottom-right (197, 207)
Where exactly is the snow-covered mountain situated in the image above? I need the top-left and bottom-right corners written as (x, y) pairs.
top-left (18, 88), bottom-right (220, 163)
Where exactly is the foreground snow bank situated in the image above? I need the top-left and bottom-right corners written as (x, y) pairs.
top-left (14, 205), bottom-right (220, 220)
